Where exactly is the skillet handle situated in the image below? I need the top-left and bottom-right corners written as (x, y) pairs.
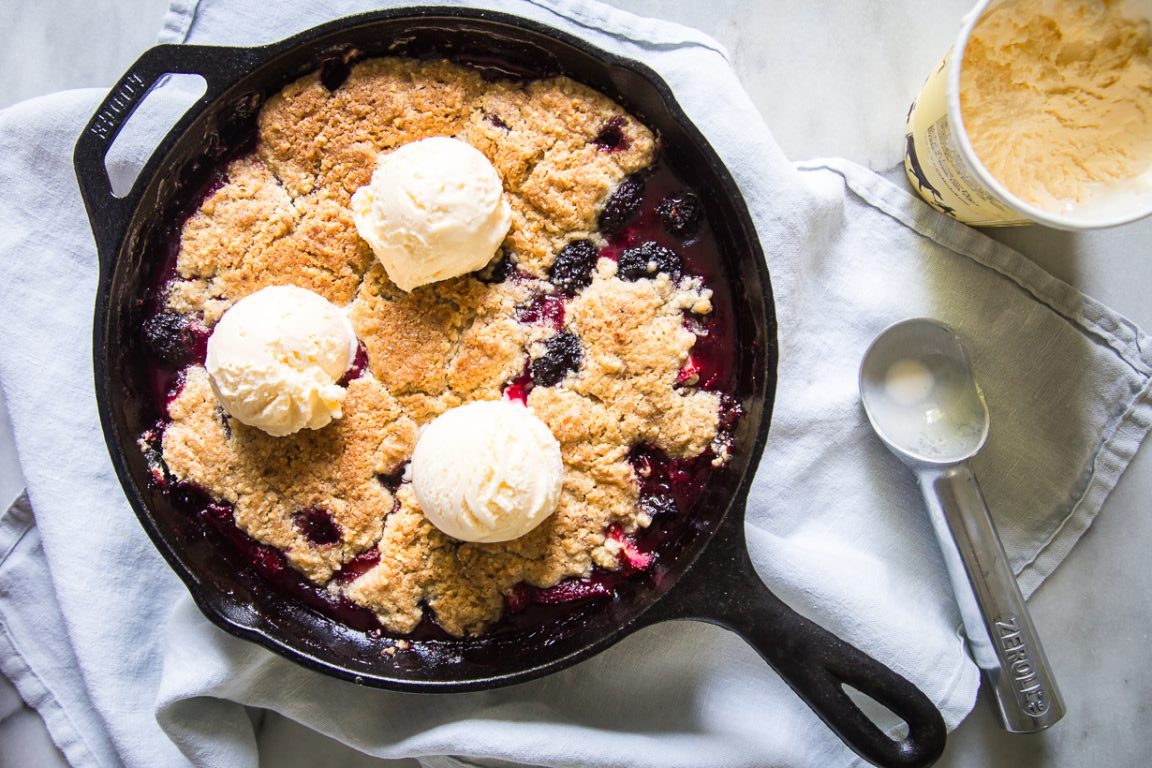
top-left (647, 517), bottom-right (947, 768)
top-left (73, 43), bottom-right (258, 269)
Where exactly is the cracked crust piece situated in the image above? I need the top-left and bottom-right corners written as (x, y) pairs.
top-left (563, 263), bottom-right (721, 458)
top-left (158, 57), bottom-right (720, 636)
top-left (347, 264), bottom-right (540, 399)
top-left (168, 156), bottom-right (373, 324)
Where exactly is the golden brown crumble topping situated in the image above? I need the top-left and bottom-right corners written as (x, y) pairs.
top-left (159, 57), bottom-right (720, 636)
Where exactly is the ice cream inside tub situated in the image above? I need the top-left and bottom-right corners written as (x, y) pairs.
top-left (960, 0), bottom-right (1152, 218)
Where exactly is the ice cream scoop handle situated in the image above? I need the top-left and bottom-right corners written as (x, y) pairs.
top-left (918, 463), bottom-right (1065, 732)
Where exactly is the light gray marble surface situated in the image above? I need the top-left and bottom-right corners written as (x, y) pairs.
top-left (2, 2), bottom-right (1150, 767)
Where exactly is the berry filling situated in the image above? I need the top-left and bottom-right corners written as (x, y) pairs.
top-left (319, 48), bottom-right (355, 92)
top-left (502, 367), bottom-right (533, 404)
top-left (142, 312), bottom-right (210, 366)
top-left (486, 251), bottom-right (522, 283)
top-left (504, 583), bottom-right (533, 614)
top-left (630, 444), bottom-right (717, 516)
top-left (639, 494), bottom-right (677, 518)
top-left (717, 394), bottom-right (745, 430)
top-left (681, 334), bottom-right (727, 390)
top-left (164, 370), bottom-right (189, 415)
top-left (251, 543), bottom-right (288, 576)
top-left (483, 110), bottom-right (510, 130)
top-left (139, 422), bottom-right (172, 489)
top-left (215, 405), bottom-right (233, 439)
top-left (334, 549), bottom-right (382, 584)
top-left (293, 506), bottom-right (342, 546)
top-left (676, 355), bottom-right (703, 386)
top-left (515, 294), bottom-right (565, 330)
top-left (607, 523), bottom-right (654, 573)
top-left (190, 487), bottom-right (381, 630)
top-left (337, 342), bottom-right (369, 387)
top-left (376, 465), bottom-right (407, 492)
top-left (199, 174), bottom-right (230, 203)
top-left (533, 574), bottom-right (614, 605)
top-left (593, 115), bottom-right (631, 153)
top-left (141, 145), bottom-right (741, 640)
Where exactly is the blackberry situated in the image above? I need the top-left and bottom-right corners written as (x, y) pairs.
top-left (319, 47), bottom-right (355, 92)
top-left (617, 241), bottom-right (683, 281)
top-left (549, 240), bottom-right (599, 294)
top-left (657, 192), bottom-right (702, 239)
top-left (485, 251), bottom-right (518, 283)
top-left (530, 332), bottom-right (583, 387)
top-left (598, 174), bottom-right (645, 234)
top-left (142, 312), bottom-right (207, 365)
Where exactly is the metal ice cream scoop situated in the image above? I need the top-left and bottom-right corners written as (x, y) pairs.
top-left (859, 318), bottom-right (1065, 733)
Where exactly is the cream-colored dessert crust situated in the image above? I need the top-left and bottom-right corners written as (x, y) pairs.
top-left (160, 57), bottom-right (721, 636)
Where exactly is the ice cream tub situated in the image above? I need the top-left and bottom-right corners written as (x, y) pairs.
top-left (904, 0), bottom-right (1152, 229)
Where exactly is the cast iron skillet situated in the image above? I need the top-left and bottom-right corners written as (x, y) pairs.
top-left (74, 8), bottom-right (946, 767)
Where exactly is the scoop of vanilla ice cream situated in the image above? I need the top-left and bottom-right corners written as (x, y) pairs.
top-left (205, 286), bottom-right (358, 437)
top-left (350, 136), bottom-right (512, 292)
top-left (411, 400), bottom-right (564, 543)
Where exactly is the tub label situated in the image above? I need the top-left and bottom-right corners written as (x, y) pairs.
top-left (903, 50), bottom-right (1030, 227)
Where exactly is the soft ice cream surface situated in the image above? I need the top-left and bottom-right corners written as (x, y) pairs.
top-left (350, 136), bottom-right (512, 291)
top-left (960, 0), bottom-right (1152, 211)
top-left (411, 400), bottom-right (564, 543)
top-left (205, 286), bottom-right (358, 437)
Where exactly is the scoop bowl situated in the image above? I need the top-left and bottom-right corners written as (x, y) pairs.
top-left (860, 318), bottom-right (1065, 733)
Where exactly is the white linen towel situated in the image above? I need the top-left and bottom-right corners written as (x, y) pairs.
top-left (0, 1), bottom-right (1149, 767)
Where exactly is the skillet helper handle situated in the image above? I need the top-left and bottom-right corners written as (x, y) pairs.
top-left (652, 519), bottom-right (946, 768)
top-left (917, 463), bottom-right (1065, 733)
top-left (726, 579), bottom-right (946, 768)
top-left (73, 43), bottom-right (255, 268)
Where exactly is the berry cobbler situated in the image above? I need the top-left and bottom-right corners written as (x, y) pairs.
top-left (139, 56), bottom-right (740, 638)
